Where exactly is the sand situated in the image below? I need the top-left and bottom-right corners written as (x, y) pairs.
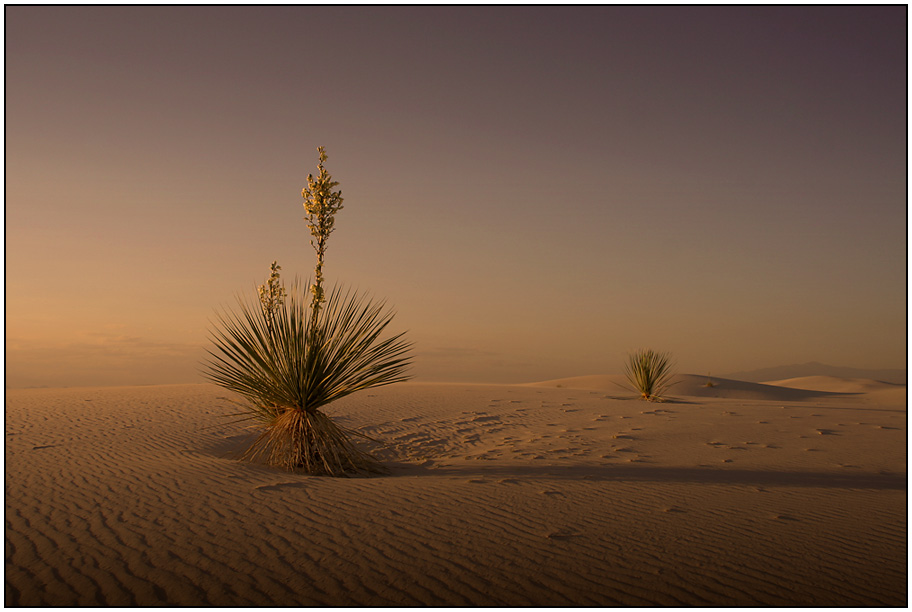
top-left (5, 375), bottom-right (906, 606)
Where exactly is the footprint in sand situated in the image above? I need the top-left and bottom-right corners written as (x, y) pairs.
top-left (472, 415), bottom-right (499, 423)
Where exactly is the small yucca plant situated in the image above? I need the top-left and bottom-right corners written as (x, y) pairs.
top-left (624, 349), bottom-right (676, 402)
top-left (204, 147), bottom-right (412, 475)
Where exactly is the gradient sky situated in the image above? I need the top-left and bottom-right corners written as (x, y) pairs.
top-left (6, 6), bottom-right (907, 388)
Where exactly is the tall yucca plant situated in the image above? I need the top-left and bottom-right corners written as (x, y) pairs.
top-left (204, 147), bottom-right (412, 475)
top-left (624, 349), bottom-right (676, 402)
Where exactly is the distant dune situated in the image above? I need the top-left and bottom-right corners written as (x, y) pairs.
top-left (527, 373), bottom-right (847, 401)
top-left (763, 375), bottom-right (902, 393)
top-left (723, 362), bottom-right (906, 385)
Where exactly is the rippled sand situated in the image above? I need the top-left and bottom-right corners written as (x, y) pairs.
top-left (5, 376), bottom-right (906, 605)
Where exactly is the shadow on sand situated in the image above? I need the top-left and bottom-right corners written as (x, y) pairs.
top-left (202, 432), bottom-right (905, 491)
top-left (388, 462), bottom-right (907, 491)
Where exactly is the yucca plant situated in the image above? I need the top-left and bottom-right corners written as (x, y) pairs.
top-left (624, 349), bottom-right (676, 402)
top-left (204, 147), bottom-right (412, 475)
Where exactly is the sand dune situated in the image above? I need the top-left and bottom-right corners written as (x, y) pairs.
top-left (764, 375), bottom-right (903, 393)
top-left (5, 379), bottom-right (907, 606)
top-left (724, 362), bottom-right (907, 385)
top-left (762, 376), bottom-right (908, 406)
top-left (528, 373), bottom-right (849, 401)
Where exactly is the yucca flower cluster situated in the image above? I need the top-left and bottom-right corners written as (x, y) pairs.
top-left (301, 146), bottom-right (343, 315)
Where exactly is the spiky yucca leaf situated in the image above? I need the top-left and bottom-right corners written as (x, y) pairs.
top-left (204, 281), bottom-right (412, 475)
top-left (624, 349), bottom-right (676, 402)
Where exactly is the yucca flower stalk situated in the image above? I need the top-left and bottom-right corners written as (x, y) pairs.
top-left (302, 146), bottom-right (343, 323)
top-left (624, 349), bottom-right (677, 402)
top-left (204, 147), bottom-right (412, 475)
top-left (258, 261), bottom-right (286, 337)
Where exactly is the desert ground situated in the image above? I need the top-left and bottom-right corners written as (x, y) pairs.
top-left (5, 374), bottom-right (906, 606)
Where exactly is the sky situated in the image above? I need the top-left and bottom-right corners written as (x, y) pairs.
top-left (5, 6), bottom-right (907, 388)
